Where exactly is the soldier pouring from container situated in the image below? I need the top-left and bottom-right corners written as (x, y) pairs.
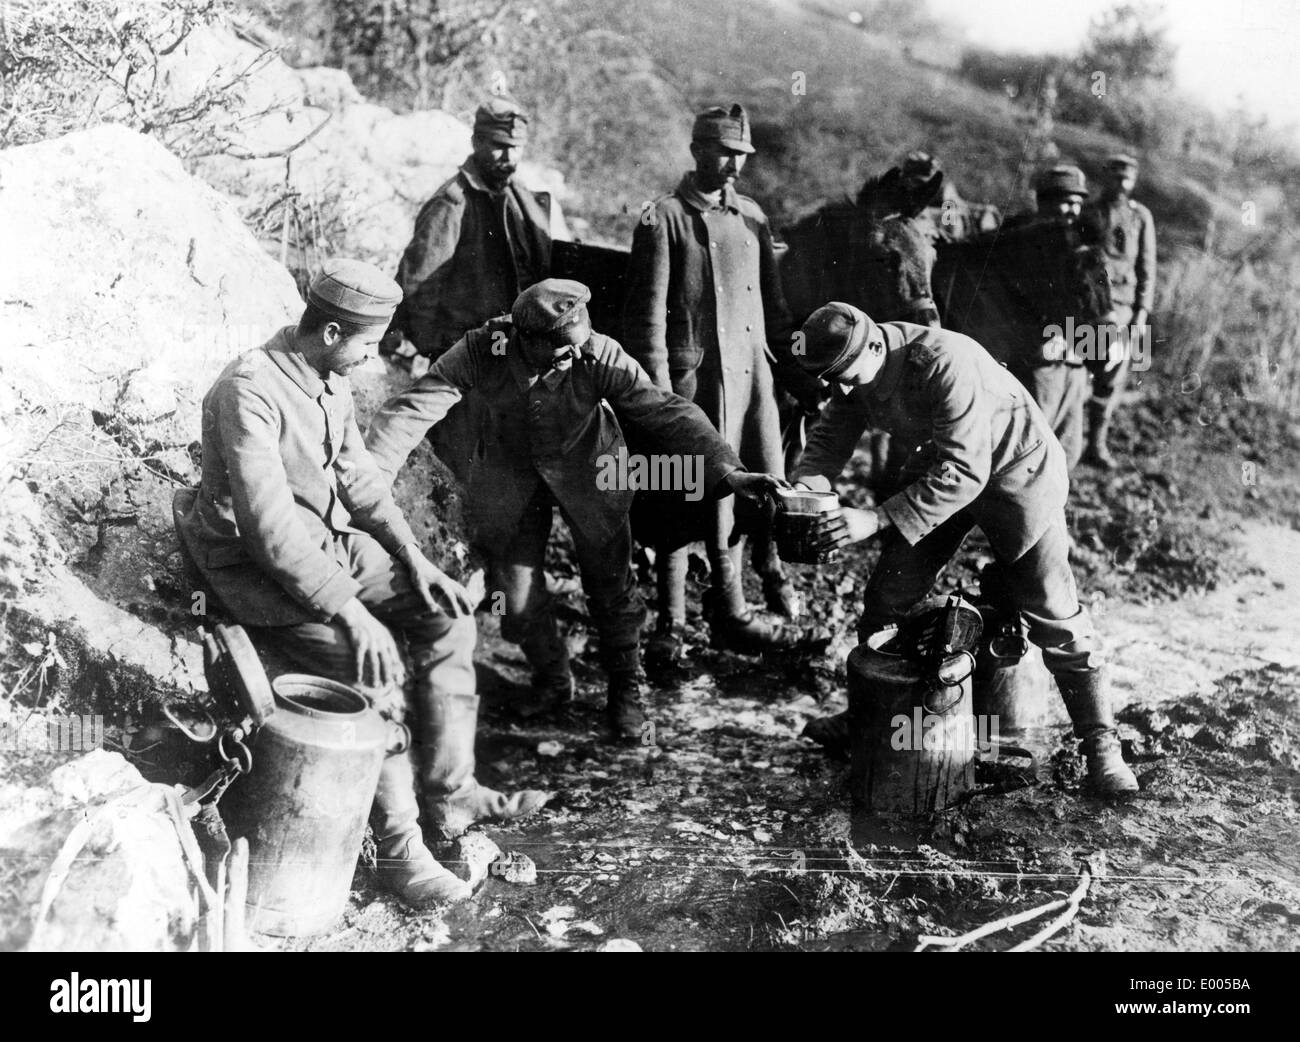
top-left (787, 303), bottom-right (1139, 798)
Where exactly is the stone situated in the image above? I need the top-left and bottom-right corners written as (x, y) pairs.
top-left (447, 831), bottom-right (502, 889)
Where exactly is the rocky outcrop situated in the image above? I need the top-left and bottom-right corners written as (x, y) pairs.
top-left (153, 23), bottom-right (569, 274)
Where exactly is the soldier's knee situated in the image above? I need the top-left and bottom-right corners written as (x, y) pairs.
top-left (1023, 606), bottom-right (1106, 673)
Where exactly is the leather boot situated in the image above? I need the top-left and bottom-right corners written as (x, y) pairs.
top-left (801, 710), bottom-right (851, 759)
top-left (604, 647), bottom-right (648, 743)
top-left (710, 609), bottom-right (830, 656)
top-left (645, 617), bottom-right (686, 674)
top-left (417, 692), bottom-right (551, 840)
top-left (1084, 399), bottom-right (1117, 470)
top-left (1054, 669), bottom-right (1139, 797)
top-left (370, 751), bottom-right (471, 904)
top-left (517, 608), bottom-right (573, 720)
top-left (761, 572), bottom-right (802, 620)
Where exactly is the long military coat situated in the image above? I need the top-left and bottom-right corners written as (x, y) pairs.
top-left (364, 320), bottom-right (743, 549)
top-left (177, 330), bottom-right (418, 627)
top-left (622, 174), bottom-right (793, 479)
top-left (793, 322), bottom-right (1069, 563)
top-left (1083, 195), bottom-right (1156, 315)
top-left (393, 159), bottom-right (566, 358)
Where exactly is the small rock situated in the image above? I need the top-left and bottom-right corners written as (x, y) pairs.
top-left (448, 832), bottom-right (502, 888)
top-left (492, 850), bottom-right (538, 885)
top-left (597, 938), bottom-right (642, 952)
top-left (537, 740), bottom-right (564, 757)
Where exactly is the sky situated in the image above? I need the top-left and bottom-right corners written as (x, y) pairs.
top-left (924, 0), bottom-right (1300, 132)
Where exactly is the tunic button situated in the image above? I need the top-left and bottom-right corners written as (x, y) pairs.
top-left (747, 284), bottom-right (753, 291)
top-left (712, 241), bottom-right (720, 248)
top-left (719, 327), bottom-right (726, 334)
top-left (745, 324), bottom-right (753, 331)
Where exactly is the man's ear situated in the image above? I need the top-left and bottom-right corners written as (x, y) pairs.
top-left (320, 321), bottom-right (342, 346)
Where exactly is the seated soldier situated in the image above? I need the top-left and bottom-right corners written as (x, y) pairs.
top-left (365, 278), bottom-right (787, 742)
top-left (176, 259), bottom-right (549, 907)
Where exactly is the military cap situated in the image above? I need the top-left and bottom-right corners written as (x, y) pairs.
top-left (307, 258), bottom-right (402, 325)
top-left (796, 302), bottom-right (886, 381)
top-left (1104, 152), bottom-right (1140, 171)
top-left (473, 97), bottom-right (529, 146)
top-left (1034, 164), bottom-right (1088, 200)
top-left (692, 104), bottom-right (755, 154)
top-left (901, 150), bottom-right (939, 180)
top-left (512, 278), bottom-right (593, 345)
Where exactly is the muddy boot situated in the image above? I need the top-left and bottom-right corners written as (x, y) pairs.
top-left (370, 752), bottom-right (471, 904)
top-left (419, 692), bottom-right (552, 840)
top-left (517, 611), bottom-right (573, 720)
top-left (604, 648), bottom-right (649, 743)
top-left (711, 609), bottom-right (830, 656)
top-left (761, 572), bottom-right (802, 619)
top-left (1055, 670), bottom-right (1138, 797)
top-left (801, 710), bottom-right (851, 760)
top-left (645, 617), bottom-right (686, 675)
top-left (1084, 399), bottom-right (1117, 470)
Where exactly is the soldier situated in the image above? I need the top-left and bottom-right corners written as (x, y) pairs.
top-left (1082, 153), bottom-right (1156, 469)
top-left (897, 150), bottom-right (998, 245)
top-left (790, 303), bottom-right (1139, 798)
top-left (1002, 165), bottom-right (1098, 471)
top-left (366, 279), bottom-right (788, 742)
top-left (176, 260), bottom-right (550, 906)
top-left (385, 97), bottom-right (569, 479)
top-left (623, 103), bottom-right (821, 666)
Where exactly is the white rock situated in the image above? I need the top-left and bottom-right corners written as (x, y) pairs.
top-left (597, 938), bottom-right (643, 952)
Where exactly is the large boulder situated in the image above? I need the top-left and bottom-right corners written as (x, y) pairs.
top-left (153, 23), bottom-right (570, 274)
top-left (0, 124), bottom-right (302, 707)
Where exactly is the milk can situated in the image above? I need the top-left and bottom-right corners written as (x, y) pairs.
top-left (846, 627), bottom-right (976, 814)
top-left (220, 672), bottom-right (389, 937)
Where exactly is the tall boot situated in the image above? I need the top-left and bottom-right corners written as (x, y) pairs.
top-left (1084, 399), bottom-right (1117, 470)
top-left (1054, 668), bottom-right (1139, 797)
top-left (604, 646), bottom-right (648, 744)
top-left (369, 751), bottom-right (471, 904)
top-left (418, 692), bottom-right (551, 840)
top-left (517, 610), bottom-right (573, 719)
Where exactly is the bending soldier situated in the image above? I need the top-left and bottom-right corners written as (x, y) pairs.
top-left (176, 260), bottom-right (549, 907)
top-left (366, 279), bottom-right (787, 742)
top-left (790, 303), bottom-right (1139, 798)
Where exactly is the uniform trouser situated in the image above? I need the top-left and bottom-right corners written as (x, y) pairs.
top-left (1086, 304), bottom-right (1135, 420)
top-left (1012, 362), bottom-right (1088, 472)
top-left (858, 511), bottom-right (1103, 678)
top-left (486, 485), bottom-right (646, 679)
top-left (250, 531), bottom-right (479, 803)
top-left (657, 493), bottom-right (748, 624)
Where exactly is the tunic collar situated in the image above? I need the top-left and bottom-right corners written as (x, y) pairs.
top-left (508, 338), bottom-right (572, 391)
top-left (869, 322), bottom-right (908, 401)
top-left (266, 328), bottom-right (336, 399)
top-left (676, 172), bottom-right (739, 214)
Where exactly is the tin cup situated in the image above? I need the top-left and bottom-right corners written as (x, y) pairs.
top-left (773, 487), bottom-right (841, 564)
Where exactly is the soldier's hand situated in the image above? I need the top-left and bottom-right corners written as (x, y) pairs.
top-left (336, 597), bottom-right (407, 689)
top-left (725, 470), bottom-right (791, 502)
top-left (813, 506), bottom-right (884, 550)
top-left (405, 553), bottom-right (476, 618)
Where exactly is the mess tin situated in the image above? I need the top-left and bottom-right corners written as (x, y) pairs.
top-left (773, 487), bottom-right (840, 564)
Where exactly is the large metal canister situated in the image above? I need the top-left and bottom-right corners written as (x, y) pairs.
top-left (847, 629), bottom-right (976, 814)
top-left (972, 608), bottom-right (1051, 733)
top-left (223, 674), bottom-right (388, 937)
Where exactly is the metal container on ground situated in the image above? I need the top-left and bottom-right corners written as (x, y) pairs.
top-left (847, 628), bottom-right (976, 814)
top-left (223, 674), bottom-right (388, 937)
top-left (972, 608), bottom-right (1051, 733)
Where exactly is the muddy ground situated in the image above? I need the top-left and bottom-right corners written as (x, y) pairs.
top-left (5, 386), bottom-right (1300, 951)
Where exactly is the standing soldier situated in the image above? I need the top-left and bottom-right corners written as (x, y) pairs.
top-left (366, 279), bottom-right (787, 741)
top-left (176, 260), bottom-right (550, 906)
top-left (1000, 165), bottom-right (1099, 472)
top-left (385, 97), bottom-right (569, 479)
top-left (790, 303), bottom-right (1139, 798)
top-left (1083, 153), bottom-right (1156, 469)
top-left (623, 104), bottom-right (820, 666)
